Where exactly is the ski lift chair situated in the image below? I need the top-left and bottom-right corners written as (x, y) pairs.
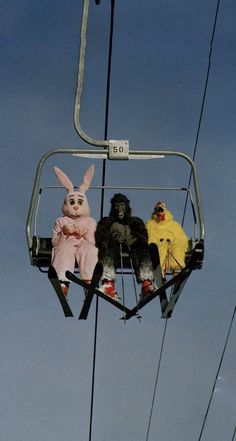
top-left (26, 147), bottom-right (204, 272)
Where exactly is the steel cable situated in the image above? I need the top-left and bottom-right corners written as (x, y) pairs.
top-left (197, 307), bottom-right (236, 441)
top-left (144, 2), bottom-right (222, 440)
top-left (182, 0), bottom-right (221, 227)
top-left (145, 320), bottom-right (168, 441)
top-left (127, 245), bottom-right (142, 320)
top-left (86, 1), bottom-right (222, 439)
top-left (119, 243), bottom-right (128, 320)
top-left (231, 426), bottom-right (236, 441)
top-left (88, 1), bottom-right (116, 440)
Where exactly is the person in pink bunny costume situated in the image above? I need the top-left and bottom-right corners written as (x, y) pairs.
top-left (51, 164), bottom-right (98, 297)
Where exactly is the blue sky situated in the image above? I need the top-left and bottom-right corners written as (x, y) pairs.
top-left (1, 1), bottom-right (236, 440)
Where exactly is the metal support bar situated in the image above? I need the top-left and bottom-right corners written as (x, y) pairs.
top-left (74, 0), bottom-right (110, 147)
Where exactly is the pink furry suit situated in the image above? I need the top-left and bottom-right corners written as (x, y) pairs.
top-left (51, 165), bottom-right (98, 285)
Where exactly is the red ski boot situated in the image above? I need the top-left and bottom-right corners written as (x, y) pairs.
top-left (60, 282), bottom-right (69, 298)
top-left (140, 280), bottom-right (156, 300)
top-left (100, 280), bottom-right (117, 299)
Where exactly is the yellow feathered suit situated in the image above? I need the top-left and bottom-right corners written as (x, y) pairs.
top-left (146, 201), bottom-right (189, 275)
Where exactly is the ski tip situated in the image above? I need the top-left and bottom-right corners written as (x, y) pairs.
top-left (65, 270), bottom-right (73, 280)
top-left (149, 242), bottom-right (158, 252)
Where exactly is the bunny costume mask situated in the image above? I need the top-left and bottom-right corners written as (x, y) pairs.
top-left (51, 165), bottom-right (98, 283)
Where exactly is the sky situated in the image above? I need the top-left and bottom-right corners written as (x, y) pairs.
top-left (1, 1), bottom-right (236, 440)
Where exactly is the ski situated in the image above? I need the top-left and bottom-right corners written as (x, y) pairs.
top-left (124, 281), bottom-right (170, 320)
top-left (149, 243), bottom-right (168, 313)
top-left (79, 262), bottom-right (103, 320)
top-left (161, 241), bottom-right (204, 318)
top-left (124, 243), bottom-right (202, 320)
top-left (70, 262), bottom-right (103, 320)
top-left (66, 265), bottom-right (132, 320)
top-left (161, 273), bottom-right (189, 319)
top-left (48, 266), bottom-right (73, 317)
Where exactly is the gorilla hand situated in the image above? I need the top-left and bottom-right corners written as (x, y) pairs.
top-left (111, 222), bottom-right (127, 243)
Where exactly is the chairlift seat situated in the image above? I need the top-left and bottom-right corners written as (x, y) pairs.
top-left (31, 235), bottom-right (132, 272)
top-left (31, 235), bottom-right (203, 274)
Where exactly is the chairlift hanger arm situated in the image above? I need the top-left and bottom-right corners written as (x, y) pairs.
top-left (74, 0), bottom-right (110, 147)
top-left (74, 0), bottom-right (121, 148)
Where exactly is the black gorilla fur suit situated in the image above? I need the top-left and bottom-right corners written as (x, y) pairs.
top-left (95, 193), bottom-right (155, 297)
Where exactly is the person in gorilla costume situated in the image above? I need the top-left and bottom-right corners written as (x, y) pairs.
top-left (95, 193), bottom-right (156, 299)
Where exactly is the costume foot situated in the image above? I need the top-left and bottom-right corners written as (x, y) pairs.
top-left (60, 282), bottom-right (70, 298)
top-left (140, 280), bottom-right (157, 300)
top-left (100, 280), bottom-right (117, 299)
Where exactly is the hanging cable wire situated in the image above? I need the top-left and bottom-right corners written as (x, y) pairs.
top-left (144, 3), bottom-right (222, 438)
top-left (83, 1), bottom-right (222, 439)
top-left (231, 425), bottom-right (236, 441)
top-left (127, 245), bottom-right (142, 320)
top-left (197, 306), bottom-right (236, 441)
top-left (88, 298), bottom-right (99, 441)
top-left (119, 243), bottom-right (128, 320)
top-left (88, 2), bottom-right (116, 441)
top-left (182, 0), bottom-right (221, 227)
top-left (145, 320), bottom-right (168, 441)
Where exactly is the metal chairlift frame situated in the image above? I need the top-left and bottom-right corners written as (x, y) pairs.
top-left (26, 147), bottom-right (204, 270)
top-left (26, 0), bottom-right (204, 263)
top-left (26, 0), bottom-right (205, 318)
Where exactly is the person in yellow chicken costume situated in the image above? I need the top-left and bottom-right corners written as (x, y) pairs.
top-left (146, 201), bottom-right (189, 276)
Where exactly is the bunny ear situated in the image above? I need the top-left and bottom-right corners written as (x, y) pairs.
top-left (79, 164), bottom-right (95, 194)
top-left (53, 166), bottom-right (74, 193)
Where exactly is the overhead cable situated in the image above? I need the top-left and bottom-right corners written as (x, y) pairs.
top-left (197, 306), bottom-right (236, 441)
top-left (145, 320), bottom-right (168, 441)
top-left (145, 3), bottom-right (222, 440)
top-left (182, 0), bottom-right (221, 227)
top-left (88, 1), bottom-right (116, 441)
top-left (231, 425), bottom-right (236, 441)
top-left (146, 0), bottom-right (220, 441)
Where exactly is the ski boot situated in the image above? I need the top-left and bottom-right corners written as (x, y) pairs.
top-left (100, 280), bottom-right (117, 299)
top-left (60, 281), bottom-right (70, 298)
top-left (140, 279), bottom-right (157, 300)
